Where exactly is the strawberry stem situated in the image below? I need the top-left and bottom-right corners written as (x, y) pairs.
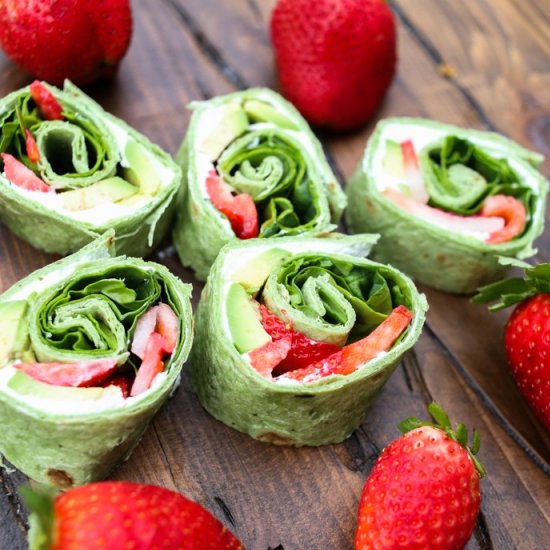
top-left (473, 259), bottom-right (550, 311)
top-left (399, 402), bottom-right (486, 478)
top-left (20, 485), bottom-right (57, 550)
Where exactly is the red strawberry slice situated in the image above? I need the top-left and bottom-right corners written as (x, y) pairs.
top-left (15, 359), bottom-right (118, 387)
top-left (131, 303), bottom-right (179, 359)
top-left (29, 81), bottom-right (64, 121)
top-left (259, 304), bottom-right (341, 375)
top-left (249, 338), bottom-right (292, 378)
top-left (1, 153), bottom-right (51, 192)
top-left (384, 188), bottom-right (504, 234)
top-left (281, 305), bottom-right (412, 382)
top-left (206, 169), bottom-right (259, 239)
top-left (400, 139), bottom-right (429, 203)
top-left (25, 129), bottom-right (40, 163)
top-left (130, 333), bottom-right (167, 397)
top-left (23, 481), bottom-right (244, 549)
top-left (481, 194), bottom-right (526, 244)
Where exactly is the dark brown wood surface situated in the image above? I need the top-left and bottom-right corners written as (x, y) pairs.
top-left (1, 1), bottom-right (550, 548)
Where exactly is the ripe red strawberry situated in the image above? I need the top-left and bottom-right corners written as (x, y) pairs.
top-left (22, 481), bottom-right (244, 550)
top-left (0, 0), bottom-right (132, 86)
top-left (355, 403), bottom-right (485, 549)
top-left (270, 0), bottom-right (397, 130)
top-left (474, 261), bottom-right (550, 430)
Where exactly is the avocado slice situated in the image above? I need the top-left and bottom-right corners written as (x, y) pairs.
top-left (0, 301), bottom-right (30, 368)
top-left (61, 177), bottom-right (138, 211)
top-left (243, 99), bottom-right (299, 130)
top-left (198, 101), bottom-right (248, 161)
top-left (226, 283), bottom-right (271, 353)
top-left (231, 248), bottom-right (289, 294)
top-left (383, 140), bottom-right (405, 178)
top-left (123, 140), bottom-right (162, 195)
top-left (7, 370), bottom-right (109, 401)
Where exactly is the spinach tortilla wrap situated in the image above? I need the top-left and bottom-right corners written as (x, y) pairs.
top-left (190, 234), bottom-right (427, 446)
top-left (0, 232), bottom-right (193, 488)
top-left (346, 117), bottom-right (548, 294)
top-left (0, 81), bottom-right (181, 257)
top-left (173, 88), bottom-right (347, 280)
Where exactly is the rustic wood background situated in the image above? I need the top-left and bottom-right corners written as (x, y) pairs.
top-left (1, 0), bottom-right (549, 548)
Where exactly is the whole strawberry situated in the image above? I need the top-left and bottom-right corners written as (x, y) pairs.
top-left (0, 0), bottom-right (132, 86)
top-left (474, 261), bottom-right (550, 430)
top-left (355, 403), bottom-right (485, 549)
top-left (270, 0), bottom-right (397, 131)
top-left (22, 481), bottom-right (244, 550)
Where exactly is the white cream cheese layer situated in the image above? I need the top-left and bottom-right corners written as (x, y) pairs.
top-left (1, 116), bottom-right (175, 226)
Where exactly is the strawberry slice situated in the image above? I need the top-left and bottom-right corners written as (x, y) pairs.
top-left (384, 188), bottom-right (504, 234)
top-left (281, 305), bottom-right (413, 382)
top-left (130, 333), bottom-right (167, 397)
top-left (400, 140), bottom-right (429, 203)
top-left (481, 194), bottom-right (526, 244)
top-left (15, 359), bottom-right (118, 387)
top-left (131, 303), bottom-right (179, 359)
top-left (249, 338), bottom-right (292, 378)
top-left (259, 304), bottom-right (341, 375)
top-left (205, 169), bottom-right (259, 239)
top-left (29, 81), bottom-right (64, 121)
top-left (25, 129), bottom-right (40, 163)
top-left (1, 153), bottom-right (51, 192)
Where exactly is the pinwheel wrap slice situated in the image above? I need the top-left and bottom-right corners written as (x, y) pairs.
top-left (190, 234), bottom-right (427, 446)
top-left (0, 232), bottom-right (193, 488)
top-left (0, 81), bottom-right (181, 257)
top-left (346, 117), bottom-right (548, 294)
top-left (173, 88), bottom-right (347, 280)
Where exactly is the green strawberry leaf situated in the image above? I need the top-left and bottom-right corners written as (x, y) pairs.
top-left (455, 422), bottom-right (468, 446)
top-left (398, 416), bottom-right (425, 433)
top-left (473, 260), bottom-right (550, 310)
top-left (471, 429), bottom-right (481, 455)
top-left (399, 403), bottom-right (486, 479)
top-left (428, 402), bottom-right (451, 429)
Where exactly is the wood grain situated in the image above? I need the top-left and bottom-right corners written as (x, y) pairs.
top-left (0, 0), bottom-right (549, 549)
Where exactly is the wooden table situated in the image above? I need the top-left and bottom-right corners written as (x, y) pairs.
top-left (1, 1), bottom-right (550, 548)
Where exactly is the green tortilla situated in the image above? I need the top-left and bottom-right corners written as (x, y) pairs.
top-left (190, 234), bottom-right (427, 446)
top-left (173, 88), bottom-right (347, 280)
top-left (346, 117), bottom-right (548, 294)
top-left (0, 81), bottom-right (182, 257)
top-left (0, 232), bottom-right (193, 488)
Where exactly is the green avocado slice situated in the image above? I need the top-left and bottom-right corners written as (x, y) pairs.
top-left (226, 283), bottom-right (271, 353)
top-left (61, 177), bottom-right (138, 211)
top-left (123, 140), bottom-right (162, 195)
top-left (0, 300), bottom-right (30, 368)
top-left (243, 99), bottom-right (299, 130)
top-left (7, 370), bottom-right (108, 401)
top-left (197, 101), bottom-right (248, 161)
top-left (231, 248), bottom-right (289, 294)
